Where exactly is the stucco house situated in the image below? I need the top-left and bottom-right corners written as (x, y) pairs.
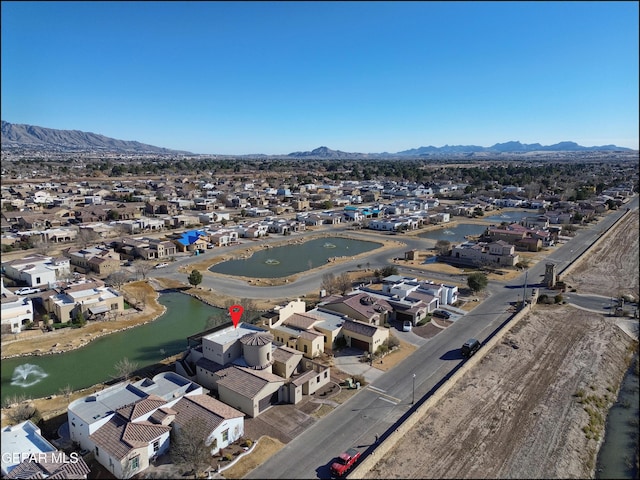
top-left (67, 372), bottom-right (240, 479)
top-left (43, 279), bottom-right (124, 323)
top-left (1, 294), bottom-right (34, 333)
top-left (2, 254), bottom-right (71, 288)
top-left (176, 321), bottom-right (331, 417)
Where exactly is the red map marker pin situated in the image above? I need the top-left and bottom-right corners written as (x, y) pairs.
top-left (229, 305), bottom-right (244, 329)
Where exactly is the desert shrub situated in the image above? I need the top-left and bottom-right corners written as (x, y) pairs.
top-left (387, 336), bottom-right (400, 349)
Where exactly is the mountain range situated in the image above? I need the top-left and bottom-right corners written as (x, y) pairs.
top-left (1, 120), bottom-right (633, 157)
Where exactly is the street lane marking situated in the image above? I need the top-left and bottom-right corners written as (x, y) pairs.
top-left (378, 396), bottom-right (398, 405)
top-left (368, 386), bottom-right (386, 393)
top-left (367, 386), bottom-right (402, 403)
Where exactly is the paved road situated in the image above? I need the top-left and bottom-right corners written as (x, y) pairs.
top-left (244, 198), bottom-right (637, 479)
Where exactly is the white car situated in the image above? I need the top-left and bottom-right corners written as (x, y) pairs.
top-left (15, 287), bottom-right (40, 295)
top-left (154, 262), bottom-right (169, 269)
top-left (402, 320), bottom-right (413, 332)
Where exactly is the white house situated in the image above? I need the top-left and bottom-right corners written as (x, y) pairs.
top-left (2, 254), bottom-right (71, 288)
top-left (67, 372), bottom-right (243, 479)
top-left (1, 295), bottom-right (34, 333)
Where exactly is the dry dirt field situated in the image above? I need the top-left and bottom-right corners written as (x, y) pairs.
top-left (367, 210), bottom-right (640, 479)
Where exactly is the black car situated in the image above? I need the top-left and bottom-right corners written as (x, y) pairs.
top-left (432, 309), bottom-right (451, 319)
top-left (461, 338), bottom-right (481, 358)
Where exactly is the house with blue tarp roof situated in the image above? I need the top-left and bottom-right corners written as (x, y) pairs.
top-left (173, 229), bottom-right (209, 252)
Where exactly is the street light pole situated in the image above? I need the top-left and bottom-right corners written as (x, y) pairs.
top-left (412, 374), bottom-right (416, 404)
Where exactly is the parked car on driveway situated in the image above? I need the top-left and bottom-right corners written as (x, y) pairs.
top-left (402, 320), bottom-right (413, 332)
top-left (432, 309), bottom-right (451, 319)
top-left (15, 287), bottom-right (40, 295)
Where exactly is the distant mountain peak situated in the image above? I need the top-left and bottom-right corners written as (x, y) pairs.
top-left (1, 120), bottom-right (193, 154)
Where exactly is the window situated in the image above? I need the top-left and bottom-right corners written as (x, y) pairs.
top-left (303, 345), bottom-right (308, 353)
top-left (153, 440), bottom-right (159, 452)
top-left (222, 429), bottom-right (229, 442)
top-left (95, 446), bottom-right (99, 457)
top-left (129, 456), bottom-right (139, 471)
top-left (324, 371), bottom-right (328, 378)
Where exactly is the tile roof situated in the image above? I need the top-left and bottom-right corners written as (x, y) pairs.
top-left (90, 413), bottom-right (170, 460)
top-left (116, 395), bottom-right (167, 421)
top-left (271, 345), bottom-right (302, 363)
top-left (215, 366), bottom-right (284, 399)
top-left (283, 313), bottom-right (320, 330)
top-left (239, 331), bottom-right (274, 346)
top-left (341, 319), bottom-right (378, 337)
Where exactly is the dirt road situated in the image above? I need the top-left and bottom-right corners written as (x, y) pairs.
top-left (368, 209), bottom-right (639, 479)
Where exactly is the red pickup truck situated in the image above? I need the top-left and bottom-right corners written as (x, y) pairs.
top-left (330, 448), bottom-right (361, 477)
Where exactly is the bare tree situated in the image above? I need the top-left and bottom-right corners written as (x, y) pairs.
top-left (106, 270), bottom-right (129, 289)
top-left (435, 240), bottom-right (451, 256)
top-left (7, 401), bottom-right (41, 425)
top-left (321, 272), bottom-right (338, 295)
top-left (336, 272), bottom-right (352, 295)
top-left (113, 357), bottom-right (139, 381)
top-left (59, 384), bottom-right (73, 403)
top-left (34, 238), bottom-right (53, 256)
top-left (170, 418), bottom-right (212, 479)
top-left (76, 228), bottom-right (99, 248)
top-left (133, 259), bottom-right (153, 280)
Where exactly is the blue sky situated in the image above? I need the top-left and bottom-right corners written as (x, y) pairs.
top-left (2, 1), bottom-right (638, 154)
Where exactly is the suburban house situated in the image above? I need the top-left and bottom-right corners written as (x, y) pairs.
top-left (318, 292), bottom-right (393, 326)
top-left (1, 420), bottom-right (90, 479)
top-left (171, 229), bottom-right (209, 253)
top-left (43, 279), bottom-right (124, 323)
top-left (67, 372), bottom-right (242, 479)
top-left (176, 321), bottom-right (331, 417)
top-left (1, 254), bottom-right (71, 288)
top-left (263, 298), bottom-right (390, 354)
top-left (64, 246), bottom-right (121, 276)
top-left (113, 237), bottom-right (178, 261)
top-left (450, 240), bottom-right (520, 267)
top-left (339, 318), bottom-right (389, 352)
top-left (1, 293), bottom-right (34, 333)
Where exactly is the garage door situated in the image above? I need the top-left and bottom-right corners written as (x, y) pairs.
top-left (396, 311), bottom-right (413, 322)
top-left (258, 390), bottom-right (279, 412)
top-left (351, 337), bottom-right (370, 352)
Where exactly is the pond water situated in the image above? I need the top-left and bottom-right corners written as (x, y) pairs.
top-left (417, 223), bottom-right (488, 243)
top-left (1, 292), bottom-right (221, 403)
top-left (209, 236), bottom-right (382, 278)
top-left (483, 210), bottom-right (541, 223)
top-left (596, 353), bottom-right (639, 479)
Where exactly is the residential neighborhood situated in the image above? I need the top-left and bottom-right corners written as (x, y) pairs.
top-left (1, 155), bottom-right (637, 479)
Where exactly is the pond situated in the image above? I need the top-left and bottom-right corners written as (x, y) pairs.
top-left (1, 292), bottom-right (221, 403)
top-left (209, 236), bottom-right (382, 278)
top-left (417, 223), bottom-right (488, 244)
top-left (482, 209), bottom-right (541, 223)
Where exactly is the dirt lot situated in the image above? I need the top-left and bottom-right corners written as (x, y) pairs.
top-left (368, 209), bottom-right (640, 479)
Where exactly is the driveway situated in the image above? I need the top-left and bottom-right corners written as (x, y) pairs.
top-left (332, 347), bottom-right (386, 384)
